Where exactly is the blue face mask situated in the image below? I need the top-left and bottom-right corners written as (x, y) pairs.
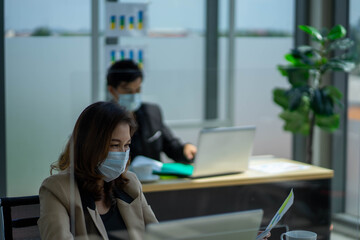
top-left (98, 149), bottom-right (130, 182)
top-left (118, 93), bottom-right (142, 112)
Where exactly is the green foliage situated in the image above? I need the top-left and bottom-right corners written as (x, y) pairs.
top-left (274, 24), bottom-right (355, 135)
top-left (280, 110), bottom-right (310, 135)
top-left (299, 25), bottom-right (323, 42)
top-left (327, 25), bottom-right (346, 40)
top-left (31, 27), bottom-right (52, 36)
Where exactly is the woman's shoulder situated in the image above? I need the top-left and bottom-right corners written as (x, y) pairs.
top-left (39, 172), bottom-right (81, 211)
top-left (40, 172), bottom-right (71, 190)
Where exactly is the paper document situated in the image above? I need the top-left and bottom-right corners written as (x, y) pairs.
top-left (250, 162), bottom-right (309, 174)
top-left (256, 189), bottom-right (294, 240)
top-left (131, 155), bottom-right (163, 172)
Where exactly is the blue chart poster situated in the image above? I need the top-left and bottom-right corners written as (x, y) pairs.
top-left (106, 2), bottom-right (148, 37)
top-left (105, 45), bottom-right (146, 70)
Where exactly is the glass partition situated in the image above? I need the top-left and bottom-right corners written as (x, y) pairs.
top-left (3, 1), bottom-right (360, 240)
top-left (340, 0), bottom-right (360, 238)
top-left (103, 0), bottom-right (205, 123)
top-left (5, 0), bottom-right (92, 196)
top-left (171, 0), bottom-right (295, 160)
top-left (4, 0), bottom-right (295, 202)
top-left (231, 0), bottom-right (294, 158)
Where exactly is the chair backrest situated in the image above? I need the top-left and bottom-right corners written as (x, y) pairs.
top-left (0, 195), bottom-right (40, 240)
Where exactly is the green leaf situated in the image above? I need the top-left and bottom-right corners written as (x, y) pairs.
top-left (287, 87), bottom-right (310, 111)
top-left (311, 89), bottom-right (334, 116)
top-left (277, 65), bottom-right (288, 77)
top-left (327, 24), bottom-right (346, 40)
top-left (279, 110), bottom-right (310, 135)
top-left (297, 45), bottom-right (314, 53)
top-left (311, 89), bottom-right (322, 114)
top-left (291, 48), bottom-right (316, 66)
top-left (325, 59), bottom-right (355, 72)
top-left (285, 53), bottom-right (302, 65)
top-left (299, 25), bottom-right (323, 42)
top-left (288, 89), bottom-right (303, 111)
top-left (273, 88), bottom-right (289, 109)
top-left (319, 57), bottom-right (328, 65)
top-left (287, 69), bottom-right (310, 87)
top-left (323, 86), bottom-right (342, 100)
top-left (329, 38), bottom-right (354, 50)
top-left (301, 95), bottom-right (311, 111)
top-left (315, 114), bottom-right (340, 132)
top-left (323, 86), bottom-right (343, 108)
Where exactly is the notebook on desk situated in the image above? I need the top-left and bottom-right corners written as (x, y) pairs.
top-left (144, 209), bottom-right (263, 240)
top-left (156, 126), bottom-right (256, 178)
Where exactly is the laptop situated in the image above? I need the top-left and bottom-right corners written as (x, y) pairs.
top-left (137, 125), bottom-right (256, 178)
top-left (190, 125), bottom-right (256, 178)
top-left (144, 209), bottom-right (263, 240)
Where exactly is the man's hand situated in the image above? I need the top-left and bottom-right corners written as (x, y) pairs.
top-left (183, 144), bottom-right (197, 160)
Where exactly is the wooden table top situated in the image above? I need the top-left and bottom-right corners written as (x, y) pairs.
top-left (142, 158), bottom-right (334, 193)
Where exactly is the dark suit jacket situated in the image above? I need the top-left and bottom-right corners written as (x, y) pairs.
top-left (131, 103), bottom-right (188, 163)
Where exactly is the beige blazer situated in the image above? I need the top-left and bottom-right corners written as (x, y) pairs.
top-left (38, 171), bottom-right (158, 240)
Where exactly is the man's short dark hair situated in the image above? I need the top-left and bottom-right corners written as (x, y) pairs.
top-left (107, 59), bottom-right (143, 88)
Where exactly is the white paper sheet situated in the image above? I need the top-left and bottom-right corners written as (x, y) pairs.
top-left (256, 189), bottom-right (294, 240)
top-left (131, 155), bottom-right (163, 172)
top-left (250, 162), bottom-right (309, 174)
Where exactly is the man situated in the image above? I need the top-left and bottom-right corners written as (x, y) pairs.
top-left (107, 59), bottom-right (197, 163)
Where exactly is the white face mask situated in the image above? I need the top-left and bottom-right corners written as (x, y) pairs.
top-left (98, 149), bottom-right (130, 182)
top-left (118, 93), bottom-right (142, 112)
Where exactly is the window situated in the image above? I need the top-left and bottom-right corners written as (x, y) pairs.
top-left (230, 0), bottom-right (294, 158)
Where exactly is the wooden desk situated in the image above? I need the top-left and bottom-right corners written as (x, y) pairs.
top-left (143, 158), bottom-right (333, 192)
top-left (143, 159), bottom-right (333, 240)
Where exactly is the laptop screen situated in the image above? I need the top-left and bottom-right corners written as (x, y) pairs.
top-left (144, 209), bottom-right (263, 240)
top-left (191, 126), bottom-right (256, 178)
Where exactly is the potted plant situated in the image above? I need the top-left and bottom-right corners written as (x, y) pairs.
top-left (273, 24), bottom-right (355, 164)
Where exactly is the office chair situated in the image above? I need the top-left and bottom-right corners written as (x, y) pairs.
top-left (0, 195), bottom-right (40, 240)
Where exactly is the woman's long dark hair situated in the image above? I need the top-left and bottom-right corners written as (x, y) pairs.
top-left (51, 101), bottom-right (137, 204)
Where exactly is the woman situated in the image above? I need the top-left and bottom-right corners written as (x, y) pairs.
top-left (38, 101), bottom-right (158, 240)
